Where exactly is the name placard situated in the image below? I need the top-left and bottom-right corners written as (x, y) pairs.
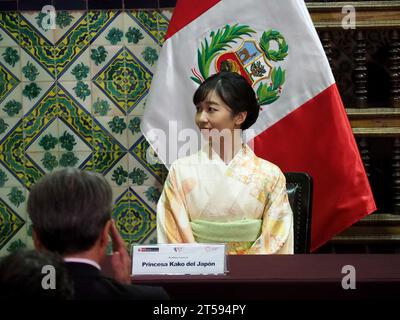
top-left (131, 244), bottom-right (227, 275)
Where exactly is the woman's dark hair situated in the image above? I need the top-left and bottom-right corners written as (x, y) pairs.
top-left (193, 71), bottom-right (260, 130)
top-left (27, 168), bottom-right (112, 255)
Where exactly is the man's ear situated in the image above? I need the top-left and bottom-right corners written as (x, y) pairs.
top-left (32, 228), bottom-right (45, 251)
top-left (100, 220), bottom-right (112, 249)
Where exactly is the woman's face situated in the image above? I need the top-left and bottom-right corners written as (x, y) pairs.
top-left (194, 90), bottom-right (246, 132)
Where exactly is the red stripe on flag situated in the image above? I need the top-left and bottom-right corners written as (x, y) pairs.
top-left (254, 84), bottom-right (376, 251)
top-left (165, 0), bottom-right (221, 40)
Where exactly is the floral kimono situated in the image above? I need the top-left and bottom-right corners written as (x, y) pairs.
top-left (156, 143), bottom-right (293, 254)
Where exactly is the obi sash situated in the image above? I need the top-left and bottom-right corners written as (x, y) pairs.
top-left (190, 219), bottom-right (262, 253)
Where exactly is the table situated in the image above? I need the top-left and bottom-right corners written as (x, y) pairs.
top-left (103, 254), bottom-right (400, 300)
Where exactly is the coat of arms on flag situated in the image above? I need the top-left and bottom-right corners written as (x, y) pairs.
top-left (191, 25), bottom-right (288, 106)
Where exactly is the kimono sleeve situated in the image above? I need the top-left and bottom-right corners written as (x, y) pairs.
top-left (253, 171), bottom-right (294, 254)
top-left (156, 164), bottom-right (195, 243)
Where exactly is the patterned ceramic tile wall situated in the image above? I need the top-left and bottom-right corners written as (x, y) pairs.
top-left (0, 7), bottom-right (173, 256)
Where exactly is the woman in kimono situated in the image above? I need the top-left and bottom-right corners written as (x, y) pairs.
top-left (157, 72), bottom-right (293, 254)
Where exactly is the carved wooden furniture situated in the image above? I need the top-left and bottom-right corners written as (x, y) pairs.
top-left (308, 1), bottom-right (400, 253)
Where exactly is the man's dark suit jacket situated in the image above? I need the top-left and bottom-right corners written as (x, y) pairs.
top-left (65, 262), bottom-right (169, 300)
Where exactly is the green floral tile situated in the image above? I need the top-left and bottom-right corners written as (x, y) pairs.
top-left (108, 116), bottom-right (127, 136)
top-left (89, 11), bottom-right (124, 46)
top-left (22, 45), bottom-right (56, 79)
top-left (22, 81), bottom-right (54, 115)
top-left (0, 163), bottom-right (26, 190)
top-left (128, 166), bottom-right (149, 186)
top-left (22, 82), bottom-right (43, 100)
top-left (58, 81), bottom-right (92, 114)
top-left (102, 153), bottom-right (129, 187)
top-left (127, 115), bottom-right (143, 148)
top-left (128, 153), bottom-right (162, 188)
top-left (32, 150), bottom-right (92, 171)
top-left (57, 46), bottom-right (91, 82)
top-left (89, 45), bottom-right (123, 80)
top-left (140, 45), bottom-right (159, 68)
top-left (40, 152), bottom-right (59, 172)
top-left (1, 99), bottom-right (22, 118)
top-left (0, 186), bottom-right (27, 212)
top-left (23, 82), bottom-right (57, 116)
top-left (55, 11), bottom-right (75, 30)
top-left (58, 116), bottom-right (94, 150)
top-left (95, 115), bottom-right (129, 149)
top-left (89, 45), bottom-right (109, 67)
top-left (105, 27), bottom-right (124, 46)
top-left (71, 62), bottom-right (90, 81)
top-left (58, 125), bottom-right (89, 152)
top-left (21, 60), bottom-right (40, 82)
top-left (60, 150), bottom-right (92, 169)
top-left (91, 85), bottom-right (124, 117)
top-left (0, 46), bottom-right (21, 79)
top-left (72, 81), bottom-right (91, 102)
top-left (124, 25), bottom-right (145, 46)
top-left (26, 151), bottom-right (59, 173)
top-left (132, 185), bottom-right (161, 212)
top-left (59, 151), bottom-right (80, 168)
top-left (0, 86), bottom-right (22, 118)
top-left (126, 44), bottom-right (159, 74)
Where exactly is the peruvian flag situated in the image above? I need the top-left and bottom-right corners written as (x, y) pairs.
top-left (141, 0), bottom-right (376, 251)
